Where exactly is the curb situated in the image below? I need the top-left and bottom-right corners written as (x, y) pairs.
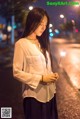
top-left (52, 55), bottom-right (80, 94)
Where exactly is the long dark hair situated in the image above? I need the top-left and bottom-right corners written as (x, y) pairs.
top-left (22, 7), bottom-right (53, 70)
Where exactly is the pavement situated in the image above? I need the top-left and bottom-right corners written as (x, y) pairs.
top-left (0, 42), bottom-right (24, 119)
top-left (0, 41), bottom-right (80, 119)
top-left (50, 38), bottom-right (80, 119)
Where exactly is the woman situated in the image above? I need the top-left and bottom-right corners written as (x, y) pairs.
top-left (13, 7), bottom-right (59, 119)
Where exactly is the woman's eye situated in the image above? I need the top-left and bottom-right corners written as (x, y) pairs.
top-left (40, 23), bottom-right (47, 27)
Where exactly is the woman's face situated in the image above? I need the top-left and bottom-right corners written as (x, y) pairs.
top-left (34, 16), bottom-right (48, 36)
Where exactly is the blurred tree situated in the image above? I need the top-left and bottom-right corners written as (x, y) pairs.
top-left (0, 0), bottom-right (37, 44)
top-left (0, 0), bottom-right (37, 23)
top-left (65, 21), bottom-right (74, 32)
top-left (60, 21), bottom-right (74, 32)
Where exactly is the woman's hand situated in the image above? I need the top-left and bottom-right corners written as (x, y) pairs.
top-left (42, 72), bottom-right (59, 83)
top-left (54, 72), bottom-right (59, 80)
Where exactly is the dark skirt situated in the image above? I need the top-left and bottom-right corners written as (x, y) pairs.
top-left (23, 94), bottom-right (58, 119)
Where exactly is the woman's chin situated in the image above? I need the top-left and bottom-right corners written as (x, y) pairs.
top-left (37, 33), bottom-right (43, 36)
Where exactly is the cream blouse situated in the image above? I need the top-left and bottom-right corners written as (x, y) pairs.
top-left (13, 38), bottom-right (56, 103)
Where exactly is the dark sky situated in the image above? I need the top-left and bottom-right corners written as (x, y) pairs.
top-left (30, 0), bottom-right (79, 28)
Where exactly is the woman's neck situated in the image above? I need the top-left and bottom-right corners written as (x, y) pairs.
top-left (27, 33), bottom-right (37, 41)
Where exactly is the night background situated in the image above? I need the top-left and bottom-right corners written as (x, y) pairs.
top-left (0, 0), bottom-right (80, 43)
top-left (0, 0), bottom-right (80, 119)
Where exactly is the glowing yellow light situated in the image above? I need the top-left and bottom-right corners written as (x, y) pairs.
top-left (7, 26), bottom-right (12, 32)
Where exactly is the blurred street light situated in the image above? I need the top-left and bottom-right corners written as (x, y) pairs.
top-left (60, 14), bottom-right (64, 19)
top-left (60, 14), bottom-right (67, 24)
top-left (7, 26), bottom-right (12, 32)
top-left (3, 34), bottom-right (7, 41)
top-left (49, 32), bottom-right (54, 37)
top-left (74, 1), bottom-right (80, 8)
top-left (29, 6), bottom-right (33, 10)
top-left (71, 19), bottom-right (76, 33)
top-left (60, 50), bottom-right (66, 57)
top-left (49, 28), bottom-right (52, 33)
top-left (59, 50), bottom-right (67, 67)
top-left (72, 1), bottom-right (80, 12)
top-left (49, 23), bottom-right (53, 28)
top-left (71, 19), bottom-right (75, 25)
top-left (54, 29), bottom-right (60, 34)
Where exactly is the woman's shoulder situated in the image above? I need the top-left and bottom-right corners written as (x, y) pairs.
top-left (15, 38), bottom-right (26, 44)
top-left (15, 38), bottom-right (30, 46)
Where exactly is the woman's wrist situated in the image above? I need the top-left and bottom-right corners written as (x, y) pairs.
top-left (41, 75), bottom-right (43, 82)
top-left (42, 75), bottom-right (43, 82)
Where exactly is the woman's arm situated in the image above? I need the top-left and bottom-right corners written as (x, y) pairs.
top-left (13, 41), bottom-right (42, 89)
